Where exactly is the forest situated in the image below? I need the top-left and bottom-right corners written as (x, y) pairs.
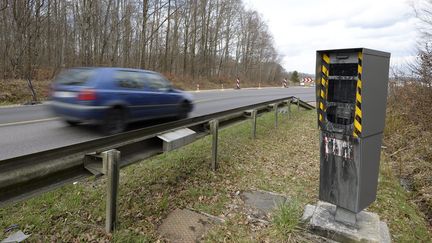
top-left (0, 0), bottom-right (286, 86)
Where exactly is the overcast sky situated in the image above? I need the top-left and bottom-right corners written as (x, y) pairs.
top-left (244, 0), bottom-right (418, 74)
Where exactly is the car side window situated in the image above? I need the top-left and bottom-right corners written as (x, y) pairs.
top-left (142, 73), bottom-right (171, 91)
top-left (115, 71), bottom-right (144, 89)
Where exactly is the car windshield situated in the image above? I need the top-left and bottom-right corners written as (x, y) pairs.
top-left (54, 69), bottom-right (95, 86)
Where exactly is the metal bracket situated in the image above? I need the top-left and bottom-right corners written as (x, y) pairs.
top-left (157, 128), bottom-right (197, 152)
top-left (84, 153), bottom-right (106, 176)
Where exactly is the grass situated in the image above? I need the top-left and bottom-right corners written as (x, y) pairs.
top-left (370, 158), bottom-right (431, 242)
top-left (384, 84), bottom-right (432, 226)
top-left (270, 199), bottom-right (303, 241)
top-left (0, 79), bottom-right (51, 104)
top-left (0, 108), bottom-right (431, 242)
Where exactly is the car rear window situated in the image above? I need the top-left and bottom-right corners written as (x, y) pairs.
top-left (54, 69), bottom-right (95, 86)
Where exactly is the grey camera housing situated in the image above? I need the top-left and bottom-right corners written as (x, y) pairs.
top-left (315, 48), bottom-right (390, 213)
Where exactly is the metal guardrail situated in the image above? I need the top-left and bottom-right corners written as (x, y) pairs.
top-left (0, 96), bottom-right (314, 232)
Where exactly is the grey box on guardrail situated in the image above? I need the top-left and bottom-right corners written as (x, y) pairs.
top-left (315, 48), bottom-right (390, 213)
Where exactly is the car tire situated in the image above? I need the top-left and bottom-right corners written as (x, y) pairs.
top-left (65, 120), bottom-right (80, 126)
top-left (101, 108), bottom-right (127, 135)
top-left (177, 101), bottom-right (191, 119)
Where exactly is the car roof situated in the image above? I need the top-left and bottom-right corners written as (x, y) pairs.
top-left (68, 67), bottom-right (159, 74)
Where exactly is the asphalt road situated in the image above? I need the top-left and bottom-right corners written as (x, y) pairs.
top-left (0, 87), bottom-right (315, 160)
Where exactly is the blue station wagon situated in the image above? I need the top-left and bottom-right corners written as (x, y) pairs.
top-left (50, 67), bottom-right (194, 134)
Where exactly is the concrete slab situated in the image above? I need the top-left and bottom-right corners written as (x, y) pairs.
top-left (158, 209), bottom-right (222, 242)
top-left (240, 190), bottom-right (287, 216)
top-left (1, 230), bottom-right (30, 243)
top-left (301, 204), bottom-right (316, 222)
top-left (302, 201), bottom-right (391, 243)
top-left (303, 232), bottom-right (340, 243)
top-left (380, 222), bottom-right (392, 243)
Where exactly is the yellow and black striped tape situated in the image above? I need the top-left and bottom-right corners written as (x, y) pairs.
top-left (353, 52), bottom-right (363, 137)
top-left (318, 53), bottom-right (329, 129)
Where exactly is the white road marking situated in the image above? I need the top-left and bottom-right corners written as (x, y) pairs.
top-left (0, 117), bottom-right (59, 127)
top-left (0, 88), bottom-right (314, 127)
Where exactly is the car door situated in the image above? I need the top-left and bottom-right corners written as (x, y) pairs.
top-left (113, 71), bottom-right (149, 120)
top-left (141, 72), bottom-right (181, 117)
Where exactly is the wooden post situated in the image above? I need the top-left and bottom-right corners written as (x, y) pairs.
top-left (274, 103), bottom-right (279, 128)
top-left (210, 120), bottom-right (219, 171)
top-left (251, 109), bottom-right (257, 139)
top-left (287, 100), bottom-right (292, 118)
top-left (102, 149), bottom-right (120, 233)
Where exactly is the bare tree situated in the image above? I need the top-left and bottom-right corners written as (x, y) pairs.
top-left (0, 0), bottom-right (285, 85)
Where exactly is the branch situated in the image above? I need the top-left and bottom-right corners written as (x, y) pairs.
top-left (0, 1), bottom-right (7, 12)
top-left (144, 4), bottom-right (182, 45)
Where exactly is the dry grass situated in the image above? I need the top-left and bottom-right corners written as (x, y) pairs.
top-left (384, 83), bottom-right (432, 225)
top-left (162, 73), bottom-right (282, 91)
top-left (0, 109), bottom-right (430, 242)
top-left (0, 79), bottom-right (51, 105)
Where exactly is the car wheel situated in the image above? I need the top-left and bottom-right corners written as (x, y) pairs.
top-left (177, 101), bottom-right (190, 119)
top-left (65, 120), bottom-right (80, 126)
top-left (101, 108), bottom-right (127, 135)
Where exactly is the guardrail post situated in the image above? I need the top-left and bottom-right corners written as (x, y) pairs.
top-left (102, 149), bottom-right (121, 233)
top-left (287, 99), bottom-right (292, 118)
top-left (274, 103), bottom-right (279, 128)
top-left (297, 98), bottom-right (300, 111)
top-left (210, 120), bottom-right (219, 171)
top-left (251, 109), bottom-right (257, 139)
